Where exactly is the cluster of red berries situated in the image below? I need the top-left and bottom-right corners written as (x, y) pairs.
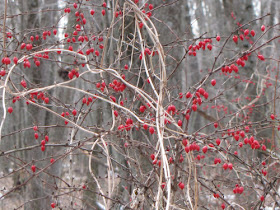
top-left (233, 184), bottom-right (244, 194)
top-left (213, 193), bottom-right (220, 198)
top-left (109, 77), bottom-right (127, 92)
top-left (188, 38), bottom-right (213, 56)
top-left (2, 57), bottom-right (11, 65)
top-left (96, 81), bottom-right (106, 92)
top-left (221, 64), bottom-right (239, 74)
top-left (184, 142), bottom-right (200, 153)
top-left (118, 118), bottom-right (134, 131)
top-left (68, 68), bottom-right (79, 80)
top-left (40, 135), bottom-right (49, 152)
top-left (26, 91), bottom-right (50, 104)
top-left (222, 163), bottom-right (233, 170)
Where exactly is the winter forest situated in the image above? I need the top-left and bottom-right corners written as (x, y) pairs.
top-left (0, 0), bottom-right (280, 209)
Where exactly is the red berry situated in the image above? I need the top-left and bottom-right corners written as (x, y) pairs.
top-left (233, 35), bottom-right (238, 43)
top-left (149, 127), bottom-right (155, 134)
top-left (90, 10), bottom-right (95, 15)
top-left (20, 43), bottom-right (26, 49)
top-left (221, 203), bottom-right (225, 209)
top-left (102, 9), bottom-right (105, 16)
top-left (41, 145), bottom-right (45, 151)
top-left (114, 110), bottom-right (118, 117)
top-left (178, 120), bottom-right (182, 127)
top-left (72, 109), bottom-right (77, 116)
top-left (270, 114), bottom-right (275, 120)
top-left (211, 79), bottom-right (216, 86)
top-left (82, 97), bottom-right (87, 104)
top-left (214, 122), bottom-right (218, 128)
top-left (21, 80), bottom-right (27, 88)
top-left (250, 30), bottom-right (255, 37)
top-left (7, 107), bottom-right (13, 114)
top-left (51, 203), bottom-right (56, 208)
top-left (68, 71), bottom-right (75, 79)
top-left (202, 146), bottom-right (208, 154)
top-left (223, 163), bottom-right (228, 170)
top-left (260, 196), bottom-right (264, 201)
top-left (192, 104), bottom-right (197, 111)
top-left (216, 35), bottom-right (220, 42)
top-left (82, 18), bottom-right (86, 24)
top-left (96, 83), bottom-right (101, 89)
top-left (198, 88), bottom-right (205, 95)
top-left (234, 134), bottom-right (240, 141)
top-left (240, 131), bottom-right (245, 138)
top-left (185, 146), bottom-right (190, 153)
top-left (109, 95), bottom-right (116, 102)
top-left (178, 182), bottom-right (184, 190)
top-left (34, 133), bottom-right (39, 139)
top-left (238, 186), bottom-right (244, 194)
top-left (13, 57), bottom-right (18, 64)
top-left (44, 97), bottom-right (49, 104)
top-left (26, 44), bottom-right (33, 51)
top-left (143, 124), bottom-right (148, 130)
top-left (216, 138), bottom-right (221, 146)
top-left (31, 165), bottom-right (36, 173)
top-left (50, 158), bottom-right (55, 163)
top-left (35, 60), bottom-right (40, 67)
top-left (204, 92), bottom-right (209, 99)
top-left (186, 92), bottom-right (192, 98)
top-left (258, 54), bottom-right (265, 61)
top-left (261, 25), bottom-right (265, 32)
top-left (244, 29), bottom-right (249, 36)
top-left (45, 135), bottom-right (49, 142)
top-left (139, 105), bottom-right (146, 113)
top-left (239, 142), bottom-right (243, 148)
top-left (182, 139), bottom-right (188, 146)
